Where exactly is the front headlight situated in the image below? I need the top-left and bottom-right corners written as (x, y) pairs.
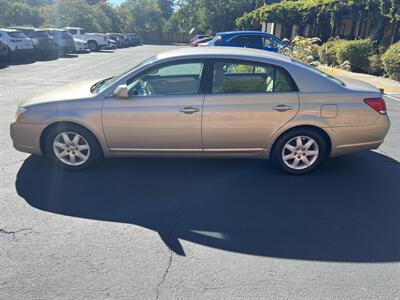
top-left (15, 107), bottom-right (28, 122)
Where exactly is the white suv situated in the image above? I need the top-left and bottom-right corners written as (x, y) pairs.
top-left (0, 28), bottom-right (34, 56)
top-left (64, 27), bottom-right (107, 51)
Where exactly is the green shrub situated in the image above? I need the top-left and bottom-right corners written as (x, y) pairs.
top-left (368, 54), bottom-right (383, 76)
top-left (336, 39), bottom-right (375, 72)
top-left (319, 39), bottom-right (345, 66)
top-left (381, 42), bottom-right (400, 81)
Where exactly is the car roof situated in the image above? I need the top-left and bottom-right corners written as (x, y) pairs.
top-left (43, 28), bottom-right (66, 31)
top-left (217, 31), bottom-right (276, 37)
top-left (0, 28), bottom-right (21, 32)
top-left (10, 27), bottom-right (34, 30)
top-left (156, 46), bottom-right (291, 62)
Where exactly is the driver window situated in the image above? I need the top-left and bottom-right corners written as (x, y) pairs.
top-left (126, 62), bottom-right (204, 97)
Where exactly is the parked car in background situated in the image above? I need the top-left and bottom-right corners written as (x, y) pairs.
top-left (106, 33), bottom-right (123, 48)
top-left (110, 33), bottom-right (130, 48)
top-left (191, 34), bottom-right (212, 42)
top-left (10, 27), bottom-right (56, 57)
top-left (207, 31), bottom-right (287, 52)
top-left (0, 28), bottom-right (34, 57)
top-left (73, 38), bottom-right (88, 52)
top-left (10, 47), bottom-right (390, 174)
top-left (64, 27), bottom-right (107, 51)
top-left (126, 33), bottom-right (142, 46)
top-left (45, 28), bottom-right (75, 55)
top-left (191, 36), bottom-right (214, 47)
top-left (0, 39), bottom-right (9, 59)
top-left (105, 39), bottom-right (117, 50)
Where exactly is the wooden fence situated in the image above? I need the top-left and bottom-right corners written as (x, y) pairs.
top-left (138, 31), bottom-right (191, 44)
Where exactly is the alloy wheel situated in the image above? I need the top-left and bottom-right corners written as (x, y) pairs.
top-left (53, 131), bottom-right (90, 166)
top-left (281, 135), bottom-right (319, 170)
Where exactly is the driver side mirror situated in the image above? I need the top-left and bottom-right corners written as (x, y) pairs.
top-left (113, 84), bottom-right (129, 98)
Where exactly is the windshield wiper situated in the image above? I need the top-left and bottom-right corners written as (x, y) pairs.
top-left (90, 77), bottom-right (114, 93)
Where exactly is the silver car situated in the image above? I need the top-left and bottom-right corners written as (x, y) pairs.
top-left (10, 47), bottom-right (390, 174)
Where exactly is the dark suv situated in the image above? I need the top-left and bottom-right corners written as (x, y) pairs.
top-left (11, 27), bottom-right (56, 57)
top-left (45, 29), bottom-right (75, 55)
top-left (126, 33), bottom-right (143, 46)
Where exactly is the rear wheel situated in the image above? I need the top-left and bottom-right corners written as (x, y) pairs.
top-left (45, 124), bottom-right (101, 170)
top-left (272, 128), bottom-right (327, 175)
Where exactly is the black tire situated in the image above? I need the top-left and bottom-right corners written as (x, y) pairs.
top-left (45, 124), bottom-right (102, 171)
top-left (88, 41), bottom-right (98, 52)
top-left (272, 128), bottom-right (328, 175)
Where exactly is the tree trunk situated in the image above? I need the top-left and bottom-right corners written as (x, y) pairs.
top-left (390, 20), bottom-right (399, 44)
top-left (354, 11), bottom-right (363, 39)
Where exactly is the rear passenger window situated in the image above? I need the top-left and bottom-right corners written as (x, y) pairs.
top-left (231, 35), bottom-right (262, 49)
top-left (212, 61), bottom-right (297, 94)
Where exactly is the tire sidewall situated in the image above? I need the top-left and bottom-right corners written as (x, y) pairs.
top-left (88, 41), bottom-right (97, 52)
top-left (45, 125), bottom-right (101, 171)
top-left (273, 129), bottom-right (327, 175)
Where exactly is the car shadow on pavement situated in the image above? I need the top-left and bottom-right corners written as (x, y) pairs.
top-left (16, 150), bottom-right (400, 262)
top-left (0, 62), bottom-right (9, 69)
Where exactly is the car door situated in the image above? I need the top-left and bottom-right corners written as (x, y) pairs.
top-left (202, 59), bottom-right (299, 151)
top-left (102, 61), bottom-right (206, 152)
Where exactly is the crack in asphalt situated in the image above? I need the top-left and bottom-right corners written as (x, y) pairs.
top-left (155, 214), bottom-right (183, 299)
top-left (0, 228), bottom-right (32, 241)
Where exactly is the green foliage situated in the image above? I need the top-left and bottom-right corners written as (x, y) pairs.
top-left (158, 0), bottom-right (174, 20)
top-left (119, 0), bottom-right (164, 32)
top-left (336, 39), bottom-right (376, 72)
top-left (319, 39), bottom-right (346, 66)
top-left (381, 42), bottom-right (400, 81)
top-left (368, 54), bottom-right (384, 75)
top-left (0, 0), bottom-right (170, 33)
top-left (44, 0), bottom-right (105, 32)
top-left (0, 0), bottom-right (44, 27)
top-left (282, 36), bottom-right (321, 63)
top-left (171, 0), bottom-right (256, 33)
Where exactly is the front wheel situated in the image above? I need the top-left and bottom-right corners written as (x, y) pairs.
top-left (45, 125), bottom-right (101, 170)
top-left (272, 129), bottom-right (327, 175)
top-left (88, 41), bottom-right (98, 52)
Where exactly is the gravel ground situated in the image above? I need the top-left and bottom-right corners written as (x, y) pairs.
top-left (1, 45), bottom-right (399, 299)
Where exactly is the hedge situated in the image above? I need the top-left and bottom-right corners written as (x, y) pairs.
top-left (381, 42), bottom-right (400, 81)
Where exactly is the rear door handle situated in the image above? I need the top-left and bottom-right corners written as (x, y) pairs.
top-left (273, 104), bottom-right (293, 112)
top-left (179, 106), bottom-right (200, 114)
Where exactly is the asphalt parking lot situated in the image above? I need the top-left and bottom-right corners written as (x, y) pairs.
top-left (1, 45), bottom-right (400, 299)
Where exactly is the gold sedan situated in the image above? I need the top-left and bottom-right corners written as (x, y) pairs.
top-left (10, 47), bottom-right (390, 174)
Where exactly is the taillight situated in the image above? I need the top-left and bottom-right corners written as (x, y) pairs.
top-left (364, 97), bottom-right (387, 114)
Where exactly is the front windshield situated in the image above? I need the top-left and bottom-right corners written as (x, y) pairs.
top-left (291, 59), bottom-right (345, 86)
top-left (91, 55), bottom-right (157, 94)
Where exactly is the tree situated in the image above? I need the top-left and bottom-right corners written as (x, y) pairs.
top-left (158, 0), bottom-right (174, 19)
top-left (380, 0), bottom-right (400, 43)
top-left (43, 0), bottom-right (104, 32)
top-left (96, 1), bottom-right (122, 32)
top-left (172, 0), bottom-right (256, 33)
top-left (119, 0), bottom-right (164, 32)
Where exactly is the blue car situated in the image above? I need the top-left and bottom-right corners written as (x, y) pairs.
top-left (207, 31), bottom-right (287, 52)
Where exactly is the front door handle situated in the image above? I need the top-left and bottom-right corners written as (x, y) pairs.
top-left (179, 106), bottom-right (200, 114)
top-left (273, 104), bottom-right (293, 112)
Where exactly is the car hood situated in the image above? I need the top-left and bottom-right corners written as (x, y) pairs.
top-left (20, 78), bottom-right (102, 108)
top-left (338, 76), bottom-right (381, 93)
